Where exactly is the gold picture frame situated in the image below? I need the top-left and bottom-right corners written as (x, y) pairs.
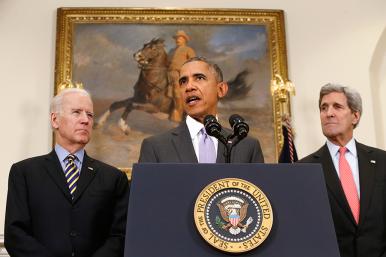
top-left (55, 7), bottom-right (291, 177)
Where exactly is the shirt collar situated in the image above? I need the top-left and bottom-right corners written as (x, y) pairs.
top-left (326, 137), bottom-right (357, 156)
top-left (186, 115), bottom-right (205, 139)
top-left (54, 144), bottom-right (85, 163)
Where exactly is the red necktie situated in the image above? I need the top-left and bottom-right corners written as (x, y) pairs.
top-left (339, 147), bottom-right (360, 224)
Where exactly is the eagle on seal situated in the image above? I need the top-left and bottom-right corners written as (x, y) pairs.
top-left (217, 196), bottom-right (253, 235)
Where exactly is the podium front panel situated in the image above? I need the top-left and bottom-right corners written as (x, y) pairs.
top-left (124, 163), bottom-right (340, 257)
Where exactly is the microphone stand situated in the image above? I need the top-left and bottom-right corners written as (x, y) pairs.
top-left (225, 114), bottom-right (249, 163)
top-left (204, 115), bottom-right (248, 163)
top-left (223, 134), bottom-right (244, 163)
top-left (224, 141), bottom-right (232, 164)
top-left (212, 131), bottom-right (245, 163)
top-left (214, 132), bottom-right (233, 163)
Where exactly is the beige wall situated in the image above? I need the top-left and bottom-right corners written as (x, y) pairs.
top-left (1, 0), bottom-right (385, 236)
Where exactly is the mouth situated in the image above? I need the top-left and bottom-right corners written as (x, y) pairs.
top-left (76, 129), bottom-right (89, 134)
top-left (134, 54), bottom-right (148, 67)
top-left (323, 122), bottom-right (338, 128)
top-left (137, 59), bottom-right (148, 68)
top-left (185, 95), bottom-right (201, 105)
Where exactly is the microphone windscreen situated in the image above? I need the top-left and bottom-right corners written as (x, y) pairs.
top-left (204, 115), bottom-right (222, 137)
top-left (204, 115), bottom-right (217, 127)
top-left (229, 114), bottom-right (244, 128)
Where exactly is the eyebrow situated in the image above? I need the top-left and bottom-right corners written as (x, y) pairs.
top-left (320, 101), bottom-right (345, 108)
top-left (179, 72), bottom-right (208, 84)
top-left (71, 108), bottom-right (94, 114)
top-left (192, 73), bottom-right (207, 79)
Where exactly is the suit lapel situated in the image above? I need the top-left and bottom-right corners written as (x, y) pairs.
top-left (72, 153), bottom-right (97, 203)
top-left (356, 142), bottom-right (376, 226)
top-left (216, 142), bottom-right (226, 163)
top-left (317, 145), bottom-right (357, 224)
top-left (44, 151), bottom-right (72, 202)
top-left (171, 123), bottom-right (198, 163)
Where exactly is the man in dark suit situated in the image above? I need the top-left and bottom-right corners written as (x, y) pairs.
top-left (299, 83), bottom-right (386, 257)
top-left (5, 88), bottom-right (130, 257)
top-left (139, 56), bottom-right (264, 163)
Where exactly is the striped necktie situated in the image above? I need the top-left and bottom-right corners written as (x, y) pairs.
top-left (65, 154), bottom-right (80, 197)
top-left (339, 147), bottom-right (360, 224)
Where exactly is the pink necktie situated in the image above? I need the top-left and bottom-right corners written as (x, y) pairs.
top-left (339, 147), bottom-right (360, 224)
top-left (199, 128), bottom-right (216, 163)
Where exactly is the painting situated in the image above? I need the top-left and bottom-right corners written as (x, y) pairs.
top-left (55, 8), bottom-right (291, 176)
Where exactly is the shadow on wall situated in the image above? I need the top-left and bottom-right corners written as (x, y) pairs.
top-left (369, 26), bottom-right (386, 149)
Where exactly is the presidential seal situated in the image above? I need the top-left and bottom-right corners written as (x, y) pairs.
top-left (194, 178), bottom-right (273, 253)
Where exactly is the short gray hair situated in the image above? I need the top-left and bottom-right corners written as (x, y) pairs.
top-left (319, 83), bottom-right (362, 127)
top-left (182, 56), bottom-right (224, 83)
top-left (50, 88), bottom-right (91, 113)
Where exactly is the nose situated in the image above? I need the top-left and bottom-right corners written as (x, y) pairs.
top-left (79, 111), bottom-right (91, 124)
top-left (185, 79), bottom-right (196, 92)
top-left (326, 106), bottom-right (335, 117)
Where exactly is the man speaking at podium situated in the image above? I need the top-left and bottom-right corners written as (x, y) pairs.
top-left (139, 57), bottom-right (264, 163)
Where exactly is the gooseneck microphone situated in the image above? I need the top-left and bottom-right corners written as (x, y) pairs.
top-left (204, 115), bottom-right (222, 138)
top-left (229, 114), bottom-right (249, 140)
top-left (204, 115), bottom-right (227, 146)
top-left (203, 114), bottom-right (250, 163)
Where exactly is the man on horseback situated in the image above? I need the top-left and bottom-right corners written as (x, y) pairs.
top-left (168, 30), bottom-right (196, 122)
top-left (139, 56), bottom-right (264, 163)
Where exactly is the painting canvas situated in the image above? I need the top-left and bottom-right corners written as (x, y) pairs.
top-left (55, 8), bottom-right (290, 174)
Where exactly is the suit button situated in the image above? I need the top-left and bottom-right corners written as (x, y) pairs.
top-left (70, 231), bottom-right (77, 237)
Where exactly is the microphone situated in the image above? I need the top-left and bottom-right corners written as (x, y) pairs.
top-left (204, 115), bottom-right (222, 138)
top-left (229, 114), bottom-right (249, 139)
top-left (204, 115), bottom-right (228, 146)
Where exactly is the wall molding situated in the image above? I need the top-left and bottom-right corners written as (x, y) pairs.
top-left (0, 234), bottom-right (8, 256)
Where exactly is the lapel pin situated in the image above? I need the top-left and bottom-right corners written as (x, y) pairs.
top-left (88, 167), bottom-right (94, 171)
top-left (370, 160), bottom-right (376, 164)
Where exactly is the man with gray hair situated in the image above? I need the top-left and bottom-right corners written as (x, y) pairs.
top-left (5, 88), bottom-right (130, 257)
top-left (300, 83), bottom-right (386, 257)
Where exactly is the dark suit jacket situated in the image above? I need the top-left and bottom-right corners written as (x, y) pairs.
top-left (299, 142), bottom-right (386, 257)
top-left (5, 151), bottom-right (130, 257)
top-left (139, 122), bottom-right (264, 163)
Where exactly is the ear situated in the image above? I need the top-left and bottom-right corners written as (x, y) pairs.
top-left (217, 82), bottom-right (228, 99)
top-left (51, 112), bottom-right (60, 129)
top-left (352, 111), bottom-right (360, 126)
